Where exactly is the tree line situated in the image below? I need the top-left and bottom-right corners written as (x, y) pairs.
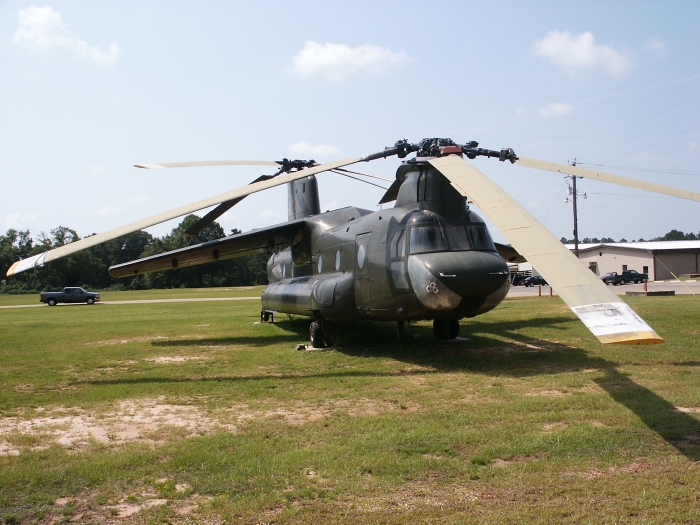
top-left (0, 215), bottom-right (267, 294)
top-left (560, 229), bottom-right (699, 244)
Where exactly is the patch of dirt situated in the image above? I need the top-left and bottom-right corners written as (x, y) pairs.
top-left (337, 479), bottom-right (480, 512)
top-left (542, 422), bottom-right (567, 433)
top-left (674, 406), bottom-right (700, 413)
top-left (86, 335), bottom-right (165, 346)
top-left (0, 397), bottom-right (421, 453)
top-left (574, 460), bottom-right (651, 480)
top-left (0, 440), bottom-right (19, 456)
top-left (0, 398), bottom-right (235, 452)
top-left (524, 389), bottom-right (570, 397)
top-left (146, 356), bottom-right (207, 363)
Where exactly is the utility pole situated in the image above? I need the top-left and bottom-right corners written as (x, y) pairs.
top-left (565, 159), bottom-right (586, 258)
top-left (572, 171), bottom-right (579, 258)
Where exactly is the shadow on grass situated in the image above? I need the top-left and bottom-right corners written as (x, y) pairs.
top-left (110, 317), bottom-right (700, 461)
top-left (595, 369), bottom-right (700, 461)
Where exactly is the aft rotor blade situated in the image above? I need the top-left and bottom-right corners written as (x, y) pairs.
top-left (518, 157), bottom-right (700, 202)
top-left (6, 157), bottom-right (358, 277)
top-left (183, 175), bottom-right (274, 236)
top-left (134, 160), bottom-right (280, 169)
top-left (430, 155), bottom-right (663, 345)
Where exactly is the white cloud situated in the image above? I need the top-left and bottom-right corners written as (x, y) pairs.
top-left (689, 140), bottom-right (698, 151)
top-left (4, 212), bottom-right (38, 230)
top-left (534, 30), bottom-right (631, 77)
top-left (128, 195), bottom-right (151, 203)
top-left (644, 38), bottom-right (668, 57)
top-left (288, 141), bottom-right (341, 158)
top-left (95, 205), bottom-right (122, 217)
top-left (538, 102), bottom-right (574, 117)
top-left (289, 40), bottom-right (409, 81)
top-left (260, 210), bottom-right (281, 221)
top-left (13, 6), bottom-right (120, 65)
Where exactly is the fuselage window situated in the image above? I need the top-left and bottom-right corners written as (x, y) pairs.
top-left (390, 230), bottom-right (406, 258)
top-left (409, 226), bottom-right (447, 254)
top-left (357, 244), bottom-right (366, 269)
top-left (317, 255), bottom-right (323, 274)
top-left (335, 250), bottom-right (341, 272)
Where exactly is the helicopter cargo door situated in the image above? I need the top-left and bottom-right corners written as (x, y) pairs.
top-left (355, 233), bottom-right (371, 311)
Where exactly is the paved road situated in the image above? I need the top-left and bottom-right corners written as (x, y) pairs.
top-left (507, 280), bottom-right (700, 297)
top-left (2, 281), bottom-right (697, 310)
top-left (0, 296), bottom-right (261, 309)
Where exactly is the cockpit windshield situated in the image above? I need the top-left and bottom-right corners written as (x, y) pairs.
top-left (409, 226), bottom-right (447, 254)
top-left (409, 223), bottom-right (496, 254)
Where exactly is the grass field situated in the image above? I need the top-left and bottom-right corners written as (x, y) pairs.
top-left (1, 288), bottom-right (699, 524)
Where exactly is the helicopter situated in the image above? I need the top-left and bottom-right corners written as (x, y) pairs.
top-left (7, 138), bottom-right (700, 347)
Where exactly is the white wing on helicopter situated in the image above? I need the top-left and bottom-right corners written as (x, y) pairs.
top-left (517, 157), bottom-right (700, 202)
top-left (5, 157), bottom-right (358, 277)
top-left (429, 155), bottom-right (664, 345)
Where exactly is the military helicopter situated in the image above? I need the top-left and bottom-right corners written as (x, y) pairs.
top-left (7, 138), bottom-right (700, 347)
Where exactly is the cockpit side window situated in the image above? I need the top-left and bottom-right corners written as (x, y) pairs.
top-left (409, 226), bottom-right (447, 254)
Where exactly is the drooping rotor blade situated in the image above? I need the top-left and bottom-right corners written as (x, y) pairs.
top-left (134, 160), bottom-right (280, 169)
top-left (183, 175), bottom-right (274, 236)
top-left (6, 157), bottom-right (358, 277)
top-left (109, 219), bottom-right (306, 278)
top-left (430, 155), bottom-right (663, 345)
top-left (518, 157), bottom-right (700, 202)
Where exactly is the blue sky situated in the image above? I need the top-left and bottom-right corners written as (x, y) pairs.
top-left (1, 1), bottom-right (699, 245)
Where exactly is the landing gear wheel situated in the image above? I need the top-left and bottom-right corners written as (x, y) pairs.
top-left (87, 298), bottom-right (95, 305)
top-left (324, 322), bottom-right (336, 347)
top-left (448, 319), bottom-right (460, 339)
top-left (433, 319), bottom-right (459, 340)
top-left (433, 318), bottom-right (449, 340)
top-left (310, 321), bottom-right (324, 348)
top-left (47, 298), bottom-right (57, 306)
top-left (261, 310), bottom-right (271, 322)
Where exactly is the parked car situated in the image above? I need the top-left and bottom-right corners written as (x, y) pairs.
top-left (40, 287), bottom-right (100, 306)
top-left (522, 276), bottom-right (548, 287)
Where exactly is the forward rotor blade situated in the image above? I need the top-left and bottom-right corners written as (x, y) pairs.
top-left (183, 175), bottom-right (274, 236)
top-left (6, 157), bottom-right (358, 277)
top-left (518, 157), bottom-right (700, 202)
top-left (134, 160), bottom-right (280, 169)
top-left (430, 155), bottom-right (663, 345)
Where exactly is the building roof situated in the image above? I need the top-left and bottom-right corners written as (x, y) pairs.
top-left (565, 240), bottom-right (700, 252)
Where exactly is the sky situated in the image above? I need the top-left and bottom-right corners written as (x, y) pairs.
top-left (1, 1), bottom-right (699, 247)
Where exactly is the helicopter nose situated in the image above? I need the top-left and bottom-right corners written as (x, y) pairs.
top-left (407, 251), bottom-right (510, 311)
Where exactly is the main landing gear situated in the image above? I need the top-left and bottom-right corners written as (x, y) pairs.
top-left (433, 318), bottom-right (460, 340)
top-left (310, 320), bottom-right (336, 348)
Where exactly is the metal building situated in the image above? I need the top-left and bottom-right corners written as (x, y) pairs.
top-left (564, 241), bottom-right (700, 280)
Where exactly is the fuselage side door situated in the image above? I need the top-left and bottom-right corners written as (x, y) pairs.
top-left (354, 233), bottom-right (371, 311)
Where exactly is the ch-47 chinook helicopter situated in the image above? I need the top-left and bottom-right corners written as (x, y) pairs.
top-left (7, 138), bottom-right (700, 347)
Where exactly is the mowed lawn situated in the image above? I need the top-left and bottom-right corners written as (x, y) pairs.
top-left (1, 289), bottom-right (699, 524)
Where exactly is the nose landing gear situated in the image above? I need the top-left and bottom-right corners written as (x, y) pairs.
top-left (433, 318), bottom-right (460, 340)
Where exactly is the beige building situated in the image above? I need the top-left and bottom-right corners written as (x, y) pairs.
top-left (517, 241), bottom-right (700, 281)
top-left (567, 241), bottom-right (700, 280)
